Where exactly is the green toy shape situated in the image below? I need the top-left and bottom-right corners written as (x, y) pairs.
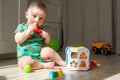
top-left (23, 64), bottom-right (31, 73)
top-left (49, 38), bottom-right (60, 51)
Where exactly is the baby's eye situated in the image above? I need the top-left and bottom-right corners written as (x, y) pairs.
top-left (32, 15), bottom-right (37, 18)
top-left (39, 17), bottom-right (43, 20)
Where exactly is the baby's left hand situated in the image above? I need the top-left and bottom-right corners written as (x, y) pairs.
top-left (40, 30), bottom-right (50, 39)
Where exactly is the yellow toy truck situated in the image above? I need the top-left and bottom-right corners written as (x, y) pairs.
top-left (91, 42), bottom-right (112, 55)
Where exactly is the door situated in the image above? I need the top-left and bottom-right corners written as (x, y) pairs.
top-left (0, 0), bottom-right (27, 54)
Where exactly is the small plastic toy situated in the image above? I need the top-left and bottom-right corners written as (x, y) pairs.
top-left (33, 29), bottom-right (42, 34)
top-left (66, 46), bottom-right (90, 70)
top-left (23, 64), bottom-right (31, 73)
top-left (48, 38), bottom-right (60, 51)
top-left (91, 42), bottom-right (112, 55)
top-left (49, 68), bottom-right (63, 79)
top-left (90, 60), bottom-right (97, 66)
top-left (56, 69), bottom-right (63, 77)
top-left (33, 23), bottom-right (42, 34)
top-left (49, 70), bottom-right (58, 79)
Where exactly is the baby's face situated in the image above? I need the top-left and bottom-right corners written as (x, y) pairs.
top-left (25, 6), bottom-right (46, 27)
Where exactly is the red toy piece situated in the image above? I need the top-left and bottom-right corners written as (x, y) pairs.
top-left (33, 23), bottom-right (42, 34)
top-left (33, 29), bottom-right (42, 34)
top-left (90, 60), bottom-right (97, 66)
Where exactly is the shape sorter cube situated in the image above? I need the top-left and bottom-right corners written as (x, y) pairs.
top-left (66, 46), bottom-right (90, 70)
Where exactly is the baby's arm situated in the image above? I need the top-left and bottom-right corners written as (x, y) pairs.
top-left (15, 29), bottom-right (32, 44)
top-left (15, 22), bottom-right (37, 44)
top-left (40, 30), bottom-right (50, 45)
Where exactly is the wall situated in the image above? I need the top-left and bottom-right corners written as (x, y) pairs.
top-left (62, 0), bottom-right (113, 50)
top-left (0, 0), bottom-right (27, 59)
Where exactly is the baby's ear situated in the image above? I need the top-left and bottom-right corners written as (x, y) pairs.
top-left (25, 11), bottom-right (28, 18)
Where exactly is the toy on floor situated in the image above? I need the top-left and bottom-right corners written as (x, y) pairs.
top-left (66, 46), bottom-right (90, 70)
top-left (23, 64), bottom-right (31, 73)
top-left (91, 42), bottom-right (112, 55)
top-left (49, 68), bottom-right (63, 79)
top-left (90, 60), bottom-right (97, 66)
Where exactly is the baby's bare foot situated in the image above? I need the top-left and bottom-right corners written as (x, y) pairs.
top-left (44, 62), bottom-right (55, 69)
top-left (59, 61), bottom-right (66, 67)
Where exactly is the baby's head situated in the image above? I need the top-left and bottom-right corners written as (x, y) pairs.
top-left (27, 1), bottom-right (47, 14)
top-left (25, 1), bottom-right (47, 26)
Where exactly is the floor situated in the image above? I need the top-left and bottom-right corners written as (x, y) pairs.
top-left (0, 53), bottom-right (120, 80)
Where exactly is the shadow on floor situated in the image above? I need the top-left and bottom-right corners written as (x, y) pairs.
top-left (0, 76), bottom-right (7, 80)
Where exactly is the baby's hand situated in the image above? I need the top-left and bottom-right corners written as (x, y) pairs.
top-left (40, 30), bottom-right (50, 39)
top-left (28, 22), bottom-right (38, 32)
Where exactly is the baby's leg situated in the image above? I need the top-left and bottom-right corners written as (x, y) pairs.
top-left (18, 56), bottom-right (54, 70)
top-left (18, 56), bottom-right (35, 69)
top-left (40, 47), bottom-right (66, 67)
top-left (32, 62), bottom-right (55, 69)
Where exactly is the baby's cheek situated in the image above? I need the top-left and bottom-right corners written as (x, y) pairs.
top-left (28, 19), bottom-right (35, 24)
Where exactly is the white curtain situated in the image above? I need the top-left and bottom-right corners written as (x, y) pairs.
top-left (61, 0), bottom-right (119, 53)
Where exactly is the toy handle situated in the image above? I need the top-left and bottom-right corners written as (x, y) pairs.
top-left (33, 29), bottom-right (42, 33)
top-left (33, 23), bottom-right (39, 32)
top-left (33, 23), bottom-right (43, 34)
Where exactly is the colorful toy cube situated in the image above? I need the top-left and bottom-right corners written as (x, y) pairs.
top-left (66, 46), bottom-right (90, 70)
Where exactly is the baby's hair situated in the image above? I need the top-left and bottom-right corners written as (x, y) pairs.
top-left (27, 1), bottom-right (47, 13)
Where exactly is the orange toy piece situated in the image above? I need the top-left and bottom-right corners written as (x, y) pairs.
top-left (80, 52), bottom-right (87, 59)
top-left (80, 60), bottom-right (87, 68)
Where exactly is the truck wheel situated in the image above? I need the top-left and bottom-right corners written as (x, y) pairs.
top-left (101, 48), bottom-right (108, 55)
top-left (91, 47), bottom-right (97, 54)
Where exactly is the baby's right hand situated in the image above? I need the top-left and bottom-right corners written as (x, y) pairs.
top-left (28, 22), bottom-right (38, 32)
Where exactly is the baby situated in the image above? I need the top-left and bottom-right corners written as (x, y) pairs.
top-left (14, 1), bottom-right (66, 70)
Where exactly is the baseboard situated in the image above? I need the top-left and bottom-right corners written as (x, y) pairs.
top-left (0, 50), bottom-right (65, 60)
top-left (0, 53), bottom-right (16, 60)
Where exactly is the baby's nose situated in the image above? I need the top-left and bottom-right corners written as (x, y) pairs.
top-left (35, 18), bottom-right (39, 22)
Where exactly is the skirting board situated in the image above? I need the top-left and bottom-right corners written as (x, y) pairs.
top-left (0, 53), bottom-right (16, 60)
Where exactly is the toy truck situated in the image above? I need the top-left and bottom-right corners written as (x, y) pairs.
top-left (66, 46), bottom-right (90, 70)
top-left (91, 42), bottom-right (112, 55)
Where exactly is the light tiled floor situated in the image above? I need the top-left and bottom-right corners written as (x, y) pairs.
top-left (0, 54), bottom-right (120, 80)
